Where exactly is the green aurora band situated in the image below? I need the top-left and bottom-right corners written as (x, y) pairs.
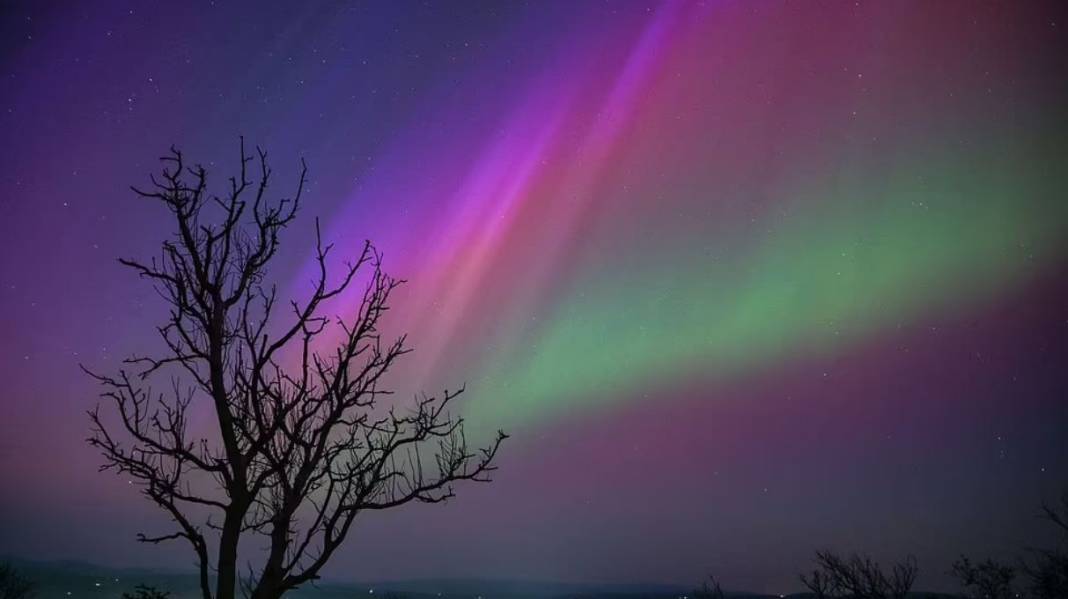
top-left (463, 132), bottom-right (1067, 433)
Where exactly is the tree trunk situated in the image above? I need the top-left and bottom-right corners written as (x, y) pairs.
top-left (215, 513), bottom-right (240, 599)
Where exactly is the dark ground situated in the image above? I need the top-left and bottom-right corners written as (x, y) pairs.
top-left (4, 557), bottom-right (961, 599)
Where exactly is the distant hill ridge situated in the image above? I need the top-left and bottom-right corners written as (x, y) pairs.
top-left (0, 556), bottom-right (953, 599)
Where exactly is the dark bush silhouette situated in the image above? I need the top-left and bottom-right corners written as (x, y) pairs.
top-left (951, 555), bottom-right (1015, 599)
top-left (85, 140), bottom-right (506, 599)
top-left (1023, 493), bottom-right (1068, 599)
top-left (121, 585), bottom-right (171, 599)
top-left (0, 563), bottom-right (34, 599)
top-left (799, 550), bottom-right (917, 599)
top-left (691, 575), bottom-right (725, 599)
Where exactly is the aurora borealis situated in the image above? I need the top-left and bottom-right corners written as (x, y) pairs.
top-left (1, 1), bottom-right (1066, 594)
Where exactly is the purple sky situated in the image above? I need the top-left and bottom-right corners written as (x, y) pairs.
top-left (1, 1), bottom-right (1066, 594)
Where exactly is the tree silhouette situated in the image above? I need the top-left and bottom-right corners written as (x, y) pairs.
top-left (1023, 492), bottom-right (1068, 599)
top-left (86, 140), bottom-right (506, 599)
top-left (799, 550), bottom-right (917, 599)
top-left (0, 562), bottom-right (34, 599)
top-left (691, 575), bottom-right (724, 599)
top-left (951, 555), bottom-right (1016, 599)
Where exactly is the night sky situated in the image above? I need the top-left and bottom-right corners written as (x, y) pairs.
top-left (1, 1), bottom-right (1067, 594)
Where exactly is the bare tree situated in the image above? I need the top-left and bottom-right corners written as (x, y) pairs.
top-left (951, 555), bottom-right (1015, 599)
top-left (0, 562), bottom-right (35, 599)
top-left (799, 550), bottom-right (917, 599)
top-left (1023, 492), bottom-right (1068, 599)
top-left (691, 575), bottom-right (724, 599)
top-left (86, 140), bottom-right (506, 599)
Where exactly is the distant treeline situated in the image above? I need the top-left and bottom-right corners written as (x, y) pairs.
top-left (2, 493), bottom-right (1065, 599)
top-left (692, 492), bottom-right (1068, 599)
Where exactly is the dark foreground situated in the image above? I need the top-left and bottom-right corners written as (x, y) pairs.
top-left (3, 558), bottom-right (964, 599)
